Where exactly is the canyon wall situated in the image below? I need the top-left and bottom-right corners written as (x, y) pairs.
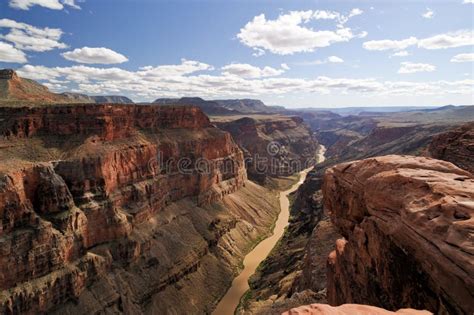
top-left (0, 104), bottom-right (280, 314)
top-left (428, 122), bottom-right (473, 174)
top-left (215, 115), bottom-right (318, 184)
top-left (323, 155), bottom-right (474, 314)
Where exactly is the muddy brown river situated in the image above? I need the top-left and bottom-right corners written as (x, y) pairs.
top-left (213, 145), bottom-right (326, 315)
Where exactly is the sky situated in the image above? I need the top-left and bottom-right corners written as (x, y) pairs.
top-left (0, 0), bottom-right (473, 108)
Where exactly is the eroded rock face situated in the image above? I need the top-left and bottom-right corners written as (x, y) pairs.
top-left (323, 155), bottom-right (474, 314)
top-left (0, 104), bottom-right (279, 314)
top-left (0, 104), bottom-right (211, 139)
top-left (283, 303), bottom-right (432, 315)
top-left (428, 122), bottom-right (474, 174)
top-left (216, 116), bottom-right (318, 184)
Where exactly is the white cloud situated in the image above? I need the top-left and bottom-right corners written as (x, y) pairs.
top-left (237, 9), bottom-right (366, 55)
top-left (348, 8), bottom-right (364, 18)
top-left (463, 0), bottom-right (474, 3)
top-left (0, 41), bottom-right (28, 63)
top-left (398, 62), bottom-right (436, 74)
top-left (0, 18), bottom-right (67, 52)
top-left (364, 29), bottom-right (473, 52)
top-left (14, 59), bottom-right (472, 102)
top-left (391, 50), bottom-right (410, 57)
top-left (363, 37), bottom-right (417, 51)
top-left (299, 55), bottom-right (345, 65)
top-left (9, 0), bottom-right (80, 10)
top-left (422, 8), bottom-right (434, 19)
top-left (221, 63), bottom-right (285, 78)
top-left (281, 63), bottom-right (290, 70)
top-left (418, 29), bottom-right (474, 49)
top-left (62, 47), bottom-right (128, 64)
top-left (137, 59), bottom-right (213, 78)
top-left (62, 0), bottom-right (80, 9)
top-left (450, 53), bottom-right (474, 62)
top-left (328, 56), bottom-right (344, 63)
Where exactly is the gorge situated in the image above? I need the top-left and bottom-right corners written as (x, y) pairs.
top-left (0, 70), bottom-right (473, 315)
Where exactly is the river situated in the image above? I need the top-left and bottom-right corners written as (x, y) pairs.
top-left (212, 145), bottom-right (326, 315)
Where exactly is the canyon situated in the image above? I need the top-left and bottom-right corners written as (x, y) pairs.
top-left (0, 103), bottom-right (285, 314)
top-left (214, 115), bottom-right (318, 185)
top-left (0, 71), bottom-right (473, 315)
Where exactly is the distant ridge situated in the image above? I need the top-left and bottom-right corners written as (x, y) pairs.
top-left (61, 92), bottom-right (134, 104)
top-left (0, 69), bottom-right (69, 104)
top-left (0, 69), bottom-right (134, 106)
top-left (153, 97), bottom-right (285, 115)
top-left (153, 97), bottom-right (239, 115)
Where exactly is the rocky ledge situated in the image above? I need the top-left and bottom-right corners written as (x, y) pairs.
top-left (428, 122), bottom-right (474, 174)
top-left (323, 155), bottom-right (474, 314)
top-left (283, 303), bottom-right (432, 315)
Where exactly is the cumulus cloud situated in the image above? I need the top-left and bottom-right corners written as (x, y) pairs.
top-left (0, 41), bottom-right (28, 63)
top-left (364, 29), bottom-right (473, 52)
top-left (237, 9), bottom-right (366, 55)
top-left (450, 53), bottom-right (474, 62)
top-left (418, 29), bottom-right (473, 49)
top-left (281, 63), bottom-right (290, 70)
top-left (363, 37), bottom-right (417, 51)
top-left (328, 56), bottom-right (344, 63)
top-left (463, 0), bottom-right (474, 3)
top-left (0, 18), bottom-right (67, 52)
top-left (9, 0), bottom-right (81, 10)
top-left (398, 62), bottom-right (436, 74)
top-left (221, 63), bottom-right (285, 78)
top-left (62, 47), bottom-right (128, 64)
top-left (422, 8), bottom-right (434, 19)
top-left (137, 59), bottom-right (213, 78)
top-left (15, 58), bottom-right (472, 101)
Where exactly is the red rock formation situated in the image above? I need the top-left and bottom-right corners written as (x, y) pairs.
top-left (0, 104), bottom-right (211, 139)
top-left (215, 115), bottom-right (318, 183)
top-left (283, 303), bottom-right (431, 315)
top-left (0, 69), bottom-right (70, 103)
top-left (323, 155), bottom-right (474, 314)
top-left (0, 104), bottom-right (253, 314)
top-left (428, 122), bottom-right (474, 174)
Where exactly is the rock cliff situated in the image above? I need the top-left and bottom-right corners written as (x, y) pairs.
top-left (283, 304), bottom-right (432, 315)
top-left (428, 122), bottom-right (474, 174)
top-left (215, 115), bottom-right (318, 185)
top-left (0, 69), bottom-right (69, 104)
top-left (323, 155), bottom-right (474, 314)
top-left (0, 104), bottom-right (281, 314)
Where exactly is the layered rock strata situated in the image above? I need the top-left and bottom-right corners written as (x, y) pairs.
top-left (323, 155), bottom-right (474, 315)
top-left (428, 122), bottom-right (474, 174)
top-left (215, 115), bottom-right (318, 184)
top-left (0, 104), bottom-right (280, 314)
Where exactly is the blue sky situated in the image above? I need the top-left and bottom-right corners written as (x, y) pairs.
top-left (0, 0), bottom-right (472, 107)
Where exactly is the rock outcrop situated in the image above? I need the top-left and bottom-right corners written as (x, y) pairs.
top-left (428, 122), bottom-right (474, 174)
top-left (323, 155), bottom-right (474, 314)
top-left (153, 97), bottom-right (239, 115)
top-left (0, 69), bottom-right (69, 103)
top-left (0, 69), bottom-right (134, 105)
top-left (283, 304), bottom-right (432, 315)
top-left (215, 115), bottom-right (318, 184)
top-left (0, 104), bottom-right (280, 314)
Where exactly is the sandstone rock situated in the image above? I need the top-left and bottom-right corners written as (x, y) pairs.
top-left (215, 115), bottom-right (318, 184)
top-left (0, 104), bottom-right (276, 314)
top-left (428, 122), bottom-right (474, 174)
top-left (282, 303), bottom-right (432, 315)
top-left (323, 155), bottom-right (474, 314)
